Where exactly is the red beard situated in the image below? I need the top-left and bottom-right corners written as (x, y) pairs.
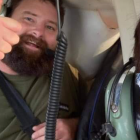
top-left (2, 34), bottom-right (55, 76)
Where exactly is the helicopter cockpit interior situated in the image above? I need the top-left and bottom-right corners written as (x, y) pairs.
top-left (0, 0), bottom-right (140, 140)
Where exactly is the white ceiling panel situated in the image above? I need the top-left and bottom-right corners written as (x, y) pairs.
top-left (64, 0), bottom-right (114, 11)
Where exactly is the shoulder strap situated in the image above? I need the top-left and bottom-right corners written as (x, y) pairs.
top-left (0, 71), bottom-right (40, 137)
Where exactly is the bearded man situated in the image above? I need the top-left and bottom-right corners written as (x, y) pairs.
top-left (0, 0), bottom-right (80, 139)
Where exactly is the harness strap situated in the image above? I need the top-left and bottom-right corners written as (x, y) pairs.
top-left (0, 71), bottom-right (40, 137)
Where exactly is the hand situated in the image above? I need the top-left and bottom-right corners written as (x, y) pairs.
top-left (32, 118), bottom-right (79, 140)
top-left (0, 0), bottom-right (21, 59)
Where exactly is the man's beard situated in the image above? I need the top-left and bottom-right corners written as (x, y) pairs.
top-left (2, 34), bottom-right (55, 76)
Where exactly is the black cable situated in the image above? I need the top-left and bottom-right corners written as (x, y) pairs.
top-left (55, 0), bottom-right (61, 38)
top-left (45, 0), bottom-right (68, 140)
top-left (45, 32), bottom-right (67, 140)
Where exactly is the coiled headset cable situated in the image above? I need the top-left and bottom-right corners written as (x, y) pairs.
top-left (45, 0), bottom-right (68, 140)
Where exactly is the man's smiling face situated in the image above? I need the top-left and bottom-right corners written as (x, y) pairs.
top-left (2, 0), bottom-right (58, 76)
top-left (11, 0), bottom-right (58, 53)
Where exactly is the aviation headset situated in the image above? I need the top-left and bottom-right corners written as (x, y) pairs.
top-left (104, 57), bottom-right (140, 140)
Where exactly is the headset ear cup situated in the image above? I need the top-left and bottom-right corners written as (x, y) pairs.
top-left (0, 5), bottom-right (7, 16)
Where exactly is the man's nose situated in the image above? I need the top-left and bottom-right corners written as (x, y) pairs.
top-left (30, 26), bottom-right (45, 38)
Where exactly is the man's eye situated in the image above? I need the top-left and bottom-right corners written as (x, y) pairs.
top-left (24, 17), bottom-right (34, 22)
top-left (46, 25), bottom-right (55, 31)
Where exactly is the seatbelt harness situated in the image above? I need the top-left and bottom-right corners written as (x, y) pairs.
top-left (0, 71), bottom-right (40, 137)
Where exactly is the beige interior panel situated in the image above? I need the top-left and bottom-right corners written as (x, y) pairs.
top-left (63, 7), bottom-right (119, 79)
top-left (113, 0), bottom-right (139, 63)
top-left (133, 0), bottom-right (140, 18)
top-left (64, 0), bottom-right (113, 10)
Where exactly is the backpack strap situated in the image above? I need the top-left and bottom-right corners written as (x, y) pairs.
top-left (0, 71), bottom-right (40, 137)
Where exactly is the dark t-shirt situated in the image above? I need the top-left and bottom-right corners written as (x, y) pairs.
top-left (0, 63), bottom-right (80, 140)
